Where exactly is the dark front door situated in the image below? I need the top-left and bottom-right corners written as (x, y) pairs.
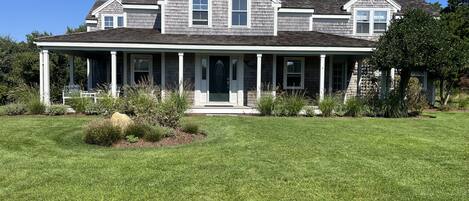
top-left (209, 56), bottom-right (230, 102)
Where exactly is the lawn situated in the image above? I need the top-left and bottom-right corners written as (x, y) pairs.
top-left (0, 113), bottom-right (468, 200)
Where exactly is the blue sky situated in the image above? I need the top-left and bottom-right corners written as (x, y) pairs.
top-left (0, 0), bottom-right (448, 42)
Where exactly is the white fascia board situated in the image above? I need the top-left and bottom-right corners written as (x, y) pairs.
top-left (35, 42), bottom-right (373, 53)
top-left (86, 20), bottom-right (98, 24)
top-left (123, 4), bottom-right (159, 10)
top-left (343, 0), bottom-right (401, 12)
top-left (92, 0), bottom-right (122, 16)
top-left (312, 15), bottom-right (351, 19)
top-left (157, 0), bottom-right (167, 5)
top-left (278, 8), bottom-right (315, 13)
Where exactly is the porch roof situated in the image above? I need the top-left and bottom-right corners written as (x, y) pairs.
top-left (36, 28), bottom-right (375, 51)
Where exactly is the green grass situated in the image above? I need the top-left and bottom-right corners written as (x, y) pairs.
top-left (0, 113), bottom-right (468, 200)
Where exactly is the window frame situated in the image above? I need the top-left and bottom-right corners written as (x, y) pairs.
top-left (101, 14), bottom-right (126, 30)
top-left (353, 8), bottom-right (391, 36)
top-left (189, 0), bottom-right (212, 27)
top-left (130, 54), bottom-right (153, 85)
top-left (283, 57), bottom-right (305, 90)
top-left (229, 0), bottom-right (251, 28)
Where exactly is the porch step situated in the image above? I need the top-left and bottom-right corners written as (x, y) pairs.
top-left (188, 106), bottom-right (259, 115)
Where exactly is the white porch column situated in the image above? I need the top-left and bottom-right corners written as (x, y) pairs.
top-left (178, 52), bottom-right (184, 94)
top-left (320, 54), bottom-right (326, 101)
top-left (87, 58), bottom-right (92, 90)
top-left (43, 50), bottom-right (51, 106)
top-left (272, 54), bottom-right (277, 97)
top-left (328, 55), bottom-right (334, 94)
top-left (111, 51), bottom-right (117, 97)
top-left (39, 51), bottom-right (44, 103)
top-left (257, 54), bottom-right (262, 100)
top-left (161, 52), bottom-right (166, 98)
top-left (68, 56), bottom-right (75, 86)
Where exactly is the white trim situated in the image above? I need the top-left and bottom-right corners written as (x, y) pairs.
top-left (343, 0), bottom-right (401, 12)
top-left (283, 57), bottom-right (305, 90)
top-left (101, 14), bottom-right (126, 30)
top-left (188, 107), bottom-right (259, 115)
top-left (111, 51), bottom-right (118, 97)
top-left (189, 0), bottom-right (212, 27)
top-left (92, 0), bottom-right (122, 16)
top-left (130, 54), bottom-right (154, 85)
top-left (123, 4), bottom-right (159, 10)
top-left (36, 42), bottom-right (374, 53)
top-left (178, 52), bottom-right (184, 94)
top-left (86, 20), bottom-right (98, 24)
top-left (319, 54), bottom-right (326, 101)
top-left (278, 8), bottom-right (314, 13)
top-left (353, 8), bottom-right (391, 36)
top-left (42, 50), bottom-right (50, 106)
top-left (157, 0), bottom-right (167, 34)
top-left (272, 3), bottom-right (280, 35)
top-left (39, 51), bottom-right (44, 103)
top-left (312, 15), bottom-right (351, 19)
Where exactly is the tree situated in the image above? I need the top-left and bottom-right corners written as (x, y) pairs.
top-left (370, 9), bottom-right (442, 114)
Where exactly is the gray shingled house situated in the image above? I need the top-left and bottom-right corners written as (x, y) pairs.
top-left (35, 0), bottom-right (437, 114)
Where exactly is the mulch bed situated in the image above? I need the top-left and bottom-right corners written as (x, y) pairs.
top-left (113, 131), bottom-right (206, 148)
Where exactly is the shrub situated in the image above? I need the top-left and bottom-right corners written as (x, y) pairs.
top-left (383, 90), bottom-right (408, 118)
top-left (125, 135), bottom-right (139, 143)
top-left (182, 122), bottom-right (199, 134)
top-left (27, 100), bottom-right (46, 115)
top-left (83, 119), bottom-right (121, 146)
top-left (47, 105), bottom-right (68, 116)
top-left (257, 95), bottom-right (275, 116)
top-left (0, 106), bottom-right (6, 116)
top-left (1, 104), bottom-right (27, 116)
top-left (319, 96), bottom-right (339, 117)
top-left (273, 91), bottom-right (307, 116)
top-left (344, 97), bottom-right (366, 117)
top-left (144, 126), bottom-right (164, 142)
top-left (458, 96), bottom-right (469, 110)
top-left (157, 91), bottom-right (189, 128)
top-left (69, 97), bottom-right (93, 114)
top-left (304, 106), bottom-right (316, 117)
top-left (406, 78), bottom-right (428, 115)
top-left (84, 102), bottom-right (101, 115)
top-left (124, 122), bottom-right (153, 138)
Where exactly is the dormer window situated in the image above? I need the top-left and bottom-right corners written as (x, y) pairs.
top-left (354, 9), bottom-right (390, 35)
top-left (232, 0), bottom-right (247, 26)
top-left (373, 11), bottom-right (388, 33)
top-left (192, 0), bottom-right (209, 25)
top-left (102, 15), bottom-right (125, 30)
top-left (356, 11), bottom-right (370, 34)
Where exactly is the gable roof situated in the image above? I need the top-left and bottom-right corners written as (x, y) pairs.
top-left (36, 28), bottom-right (375, 48)
top-left (281, 0), bottom-right (439, 15)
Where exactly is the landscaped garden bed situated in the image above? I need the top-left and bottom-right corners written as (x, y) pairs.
top-left (113, 130), bottom-right (206, 148)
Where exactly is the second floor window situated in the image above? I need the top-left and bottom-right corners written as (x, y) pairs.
top-left (193, 0), bottom-right (208, 25)
top-left (356, 11), bottom-right (370, 34)
top-left (232, 0), bottom-right (247, 26)
top-left (103, 15), bottom-right (125, 30)
top-left (373, 11), bottom-right (388, 33)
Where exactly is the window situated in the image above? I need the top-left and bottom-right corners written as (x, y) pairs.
top-left (131, 55), bottom-right (153, 85)
top-left (232, 0), bottom-right (247, 26)
top-left (356, 11), bottom-right (370, 34)
top-left (374, 11), bottom-right (388, 33)
top-left (193, 0), bottom-right (208, 25)
top-left (355, 9), bottom-right (389, 35)
top-left (232, 59), bottom-right (238, 80)
top-left (202, 58), bottom-right (208, 80)
top-left (102, 15), bottom-right (125, 30)
top-left (117, 16), bottom-right (124, 28)
top-left (284, 57), bottom-right (304, 89)
top-left (104, 16), bottom-right (114, 30)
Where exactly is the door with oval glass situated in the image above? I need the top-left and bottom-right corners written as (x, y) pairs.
top-left (209, 56), bottom-right (230, 102)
